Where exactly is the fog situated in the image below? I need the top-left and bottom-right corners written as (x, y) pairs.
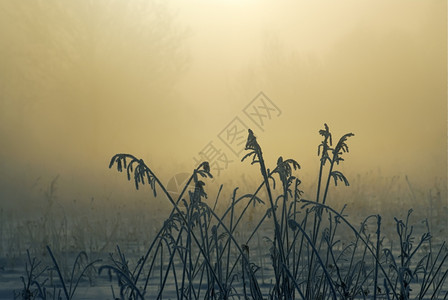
top-left (0, 0), bottom-right (446, 210)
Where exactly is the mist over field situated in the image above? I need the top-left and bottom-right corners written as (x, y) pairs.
top-left (0, 1), bottom-right (447, 298)
top-left (0, 0), bottom-right (446, 218)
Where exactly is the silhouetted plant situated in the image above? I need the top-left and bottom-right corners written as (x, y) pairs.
top-left (15, 123), bottom-right (447, 299)
top-left (46, 246), bottom-right (100, 300)
top-left (16, 250), bottom-right (48, 300)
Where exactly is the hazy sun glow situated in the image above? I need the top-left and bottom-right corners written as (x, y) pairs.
top-left (0, 0), bottom-right (445, 208)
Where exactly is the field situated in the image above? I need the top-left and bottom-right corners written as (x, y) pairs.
top-left (1, 125), bottom-right (447, 299)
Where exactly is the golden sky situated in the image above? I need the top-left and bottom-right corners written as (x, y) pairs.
top-left (0, 0), bottom-right (446, 207)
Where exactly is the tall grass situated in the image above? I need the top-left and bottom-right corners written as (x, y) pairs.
top-left (13, 124), bottom-right (447, 299)
top-left (15, 247), bottom-right (100, 299)
top-left (101, 124), bottom-right (447, 299)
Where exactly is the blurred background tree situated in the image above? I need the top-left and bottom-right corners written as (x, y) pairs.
top-left (0, 0), bottom-right (189, 204)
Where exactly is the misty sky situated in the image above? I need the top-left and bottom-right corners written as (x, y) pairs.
top-left (0, 0), bottom-right (446, 207)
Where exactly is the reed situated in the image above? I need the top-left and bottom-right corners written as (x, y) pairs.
top-left (13, 124), bottom-right (447, 299)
